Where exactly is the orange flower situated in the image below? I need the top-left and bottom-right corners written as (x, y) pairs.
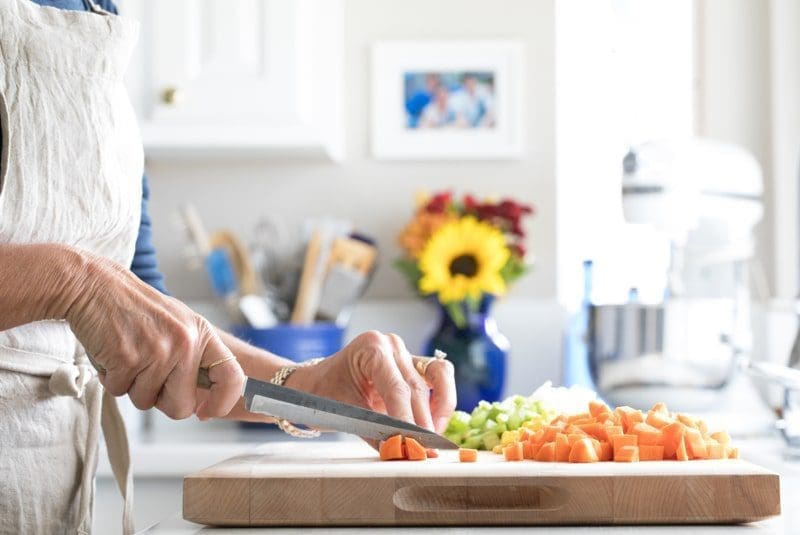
top-left (398, 210), bottom-right (455, 258)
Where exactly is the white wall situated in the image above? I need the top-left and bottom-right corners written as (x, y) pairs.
top-left (146, 0), bottom-right (557, 303)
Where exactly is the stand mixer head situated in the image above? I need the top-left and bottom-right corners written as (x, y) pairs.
top-left (587, 138), bottom-right (763, 410)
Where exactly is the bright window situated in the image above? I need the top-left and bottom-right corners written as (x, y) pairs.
top-left (556, 0), bottom-right (696, 307)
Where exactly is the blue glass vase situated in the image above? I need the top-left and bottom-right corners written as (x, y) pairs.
top-left (422, 296), bottom-right (510, 412)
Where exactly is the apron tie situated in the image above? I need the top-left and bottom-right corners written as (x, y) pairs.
top-left (48, 364), bottom-right (135, 535)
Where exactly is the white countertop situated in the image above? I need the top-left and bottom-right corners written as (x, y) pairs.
top-left (136, 435), bottom-right (800, 534)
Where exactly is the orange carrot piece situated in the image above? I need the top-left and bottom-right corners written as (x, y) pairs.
top-left (459, 448), bottom-right (478, 463)
top-left (503, 442), bottom-right (524, 462)
top-left (662, 422), bottom-right (685, 459)
top-left (522, 441), bottom-right (535, 460)
top-left (555, 434), bottom-right (571, 462)
top-left (541, 426), bottom-right (561, 443)
top-left (425, 448), bottom-right (439, 459)
top-left (615, 445), bottom-right (639, 462)
top-left (404, 437), bottom-right (427, 461)
top-left (710, 431), bottom-right (731, 445)
top-left (650, 402), bottom-right (668, 414)
top-left (646, 410), bottom-right (673, 430)
top-left (615, 406), bottom-right (644, 432)
top-left (612, 434), bottom-right (638, 459)
top-left (631, 422), bottom-right (664, 446)
top-left (569, 438), bottom-right (600, 463)
top-left (684, 427), bottom-right (707, 459)
top-left (727, 447), bottom-right (739, 459)
top-left (578, 423), bottom-right (605, 440)
top-left (535, 442), bottom-right (557, 462)
top-left (676, 436), bottom-right (689, 461)
top-left (706, 443), bottom-right (725, 460)
top-left (567, 433), bottom-right (587, 446)
top-left (530, 441), bottom-right (543, 458)
top-left (567, 412), bottom-right (592, 424)
top-left (599, 441), bottom-right (614, 461)
top-left (605, 425), bottom-right (624, 438)
top-left (638, 445), bottom-right (664, 461)
top-left (589, 400), bottom-right (611, 418)
top-left (379, 435), bottom-right (405, 461)
top-left (677, 413), bottom-right (697, 429)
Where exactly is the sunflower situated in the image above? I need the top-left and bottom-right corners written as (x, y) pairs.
top-left (418, 217), bottom-right (510, 303)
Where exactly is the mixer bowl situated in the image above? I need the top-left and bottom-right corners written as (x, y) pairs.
top-left (588, 299), bottom-right (740, 408)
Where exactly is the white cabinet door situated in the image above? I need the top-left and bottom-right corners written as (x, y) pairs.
top-left (120, 0), bottom-right (343, 160)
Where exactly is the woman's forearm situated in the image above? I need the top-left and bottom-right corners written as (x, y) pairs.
top-left (215, 328), bottom-right (295, 381)
top-left (0, 243), bottom-right (86, 331)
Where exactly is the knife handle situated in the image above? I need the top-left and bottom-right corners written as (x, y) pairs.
top-left (87, 352), bottom-right (215, 391)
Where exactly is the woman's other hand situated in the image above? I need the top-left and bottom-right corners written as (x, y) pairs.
top-left (65, 251), bottom-right (244, 420)
top-left (287, 331), bottom-right (457, 433)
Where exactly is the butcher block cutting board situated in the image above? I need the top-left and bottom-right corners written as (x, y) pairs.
top-left (183, 441), bottom-right (780, 527)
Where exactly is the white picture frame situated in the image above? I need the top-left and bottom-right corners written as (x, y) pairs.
top-left (371, 41), bottom-right (524, 160)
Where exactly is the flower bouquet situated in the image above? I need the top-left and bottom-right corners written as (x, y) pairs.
top-left (395, 191), bottom-right (534, 409)
top-left (396, 191), bottom-right (534, 327)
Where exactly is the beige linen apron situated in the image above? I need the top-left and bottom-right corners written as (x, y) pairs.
top-left (0, 0), bottom-right (142, 533)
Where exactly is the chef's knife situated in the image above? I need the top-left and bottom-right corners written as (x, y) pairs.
top-left (198, 367), bottom-right (457, 449)
top-left (88, 353), bottom-right (456, 449)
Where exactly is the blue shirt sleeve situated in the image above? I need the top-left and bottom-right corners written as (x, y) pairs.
top-left (131, 175), bottom-right (168, 294)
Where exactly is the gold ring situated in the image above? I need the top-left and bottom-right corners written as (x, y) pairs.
top-left (206, 355), bottom-right (237, 370)
top-left (414, 349), bottom-right (447, 377)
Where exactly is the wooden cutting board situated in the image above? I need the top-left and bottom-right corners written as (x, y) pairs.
top-left (183, 441), bottom-right (780, 527)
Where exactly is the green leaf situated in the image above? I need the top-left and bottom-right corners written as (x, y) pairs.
top-left (393, 258), bottom-right (423, 291)
top-left (445, 301), bottom-right (467, 329)
top-left (500, 256), bottom-right (529, 285)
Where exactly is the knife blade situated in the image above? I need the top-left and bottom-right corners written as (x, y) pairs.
top-left (241, 376), bottom-right (458, 450)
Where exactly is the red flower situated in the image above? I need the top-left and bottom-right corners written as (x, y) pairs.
top-left (425, 191), bottom-right (453, 214)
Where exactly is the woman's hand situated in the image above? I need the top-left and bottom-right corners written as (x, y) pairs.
top-left (65, 251), bottom-right (244, 420)
top-left (215, 331), bottom-right (457, 435)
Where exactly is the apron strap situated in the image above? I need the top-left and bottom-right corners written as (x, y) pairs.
top-left (101, 389), bottom-right (135, 535)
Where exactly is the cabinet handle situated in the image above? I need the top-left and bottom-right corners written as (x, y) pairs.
top-left (161, 86), bottom-right (183, 106)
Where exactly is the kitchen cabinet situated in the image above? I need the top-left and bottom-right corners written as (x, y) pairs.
top-left (118, 0), bottom-right (344, 161)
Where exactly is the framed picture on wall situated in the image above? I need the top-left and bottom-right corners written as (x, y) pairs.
top-left (371, 41), bottom-right (524, 160)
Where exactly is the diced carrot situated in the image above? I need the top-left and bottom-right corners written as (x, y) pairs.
top-left (379, 435), bottom-right (405, 461)
top-left (697, 420), bottom-right (709, 436)
top-left (404, 437), bottom-right (427, 461)
top-left (615, 406), bottom-right (644, 432)
top-left (706, 443), bottom-right (725, 460)
top-left (615, 445), bottom-right (639, 462)
top-left (570, 417), bottom-right (596, 426)
top-left (565, 424), bottom-right (586, 436)
top-left (555, 434), bottom-right (571, 462)
top-left (550, 414), bottom-right (569, 426)
top-left (569, 438), bottom-right (600, 463)
top-left (605, 426), bottom-right (624, 438)
top-left (589, 400), bottom-right (610, 418)
top-left (567, 433), bottom-right (587, 446)
top-left (599, 441), bottom-right (614, 461)
top-left (535, 442), bottom-right (557, 462)
top-left (726, 446), bottom-right (739, 459)
top-left (645, 410), bottom-right (673, 429)
top-left (684, 427), bottom-right (707, 459)
top-left (503, 441), bottom-right (524, 462)
top-left (661, 422), bottom-right (685, 459)
top-left (677, 413), bottom-right (697, 429)
top-left (530, 441), bottom-right (542, 458)
top-left (531, 429), bottom-right (545, 444)
top-left (541, 426), bottom-right (561, 443)
top-left (459, 448), bottom-right (478, 462)
top-left (676, 436), bottom-right (689, 461)
top-left (522, 441), bottom-right (535, 460)
top-left (650, 402), bottom-right (668, 414)
top-left (425, 448), bottom-right (439, 459)
top-left (639, 445), bottom-right (664, 461)
top-left (578, 423), bottom-right (605, 440)
top-left (612, 434), bottom-right (638, 459)
top-left (519, 428), bottom-right (533, 441)
top-left (710, 431), bottom-right (731, 445)
top-left (631, 422), bottom-right (664, 446)
top-left (567, 412), bottom-right (592, 423)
